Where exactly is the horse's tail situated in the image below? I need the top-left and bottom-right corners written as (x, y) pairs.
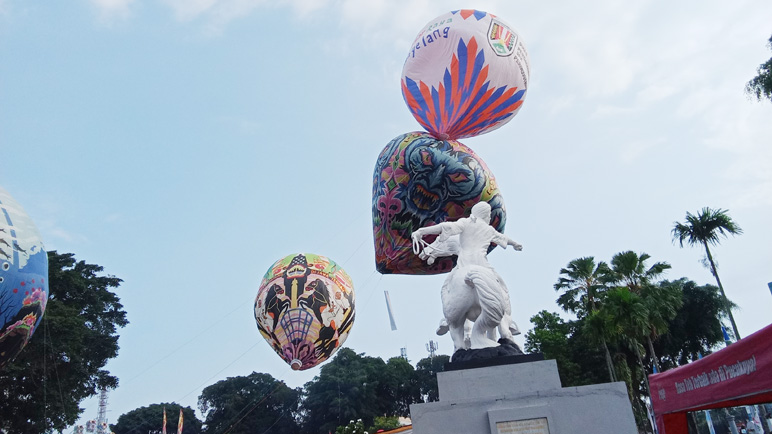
top-left (464, 267), bottom-right (505, 330)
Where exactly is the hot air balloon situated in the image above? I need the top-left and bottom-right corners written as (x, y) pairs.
top-left (254, 253), bottom-right (355, 370)
top-left (372, 132), bottom-right (506, 275)
top-left (401, 9), bottom-right (530, 140)
top-left (0, 186), bottom-right (48, 369)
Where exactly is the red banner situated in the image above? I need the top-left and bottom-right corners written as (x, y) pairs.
top-left (649, 323), bottom-right (772, 433)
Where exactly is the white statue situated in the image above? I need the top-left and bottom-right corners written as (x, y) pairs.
top-left (411, 202), bottom-right (522, 353)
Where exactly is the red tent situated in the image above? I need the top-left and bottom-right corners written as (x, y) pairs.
top-left (649, 323), bottom-right (772, 434)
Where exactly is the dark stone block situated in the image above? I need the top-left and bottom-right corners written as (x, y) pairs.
top-left (445, 339), bottom-right (544, 371)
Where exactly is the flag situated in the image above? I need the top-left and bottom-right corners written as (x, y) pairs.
top-left (384, 290), bottom-right (397, 331)
top-left (177, 408), bottom-right (184, 434)
top-left (162, 408), bottom-right (167, 434)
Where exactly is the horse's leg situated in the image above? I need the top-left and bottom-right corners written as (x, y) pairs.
top-left (449, 320), bottom-right (467, 353)
top-left (470, 317), bottom-right (499, 349)
top-left (498, 313), bottom-right (515, 343)
top-left (441, 271), bottom-right (471, 352)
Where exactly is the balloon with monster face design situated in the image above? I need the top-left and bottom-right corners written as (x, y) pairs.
top-left (372, 132), bottom-right (506, 275)
top-left (0, 186), bottom-right (48, 370)
top-left (254, 253), bottom-right (355, 371)
top-left (402, 9), bottom-right (530, 140)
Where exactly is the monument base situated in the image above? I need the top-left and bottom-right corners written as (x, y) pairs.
top-left (409, 359), bottom-right (637, 434)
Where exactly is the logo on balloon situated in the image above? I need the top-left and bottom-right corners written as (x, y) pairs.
top-left (488, 20), bottom-right (517, 56)
top-left (254, 253), bottom-right (355, 370)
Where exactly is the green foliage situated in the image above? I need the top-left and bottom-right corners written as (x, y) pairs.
top-left (303, 349), bottom-right (428, 434)
top-left (336, 418), bottom-right (367, 434)
top-left (672, 208), bottom-right (742, 249)
top-left (302, 348), bottom-right (390, 434)
top-left (609, 251), bottom-right (671, 293)
top-left (111, 403), bottom-right (201, 434)
top-left (746, 34), bottom-right (772, 102)
top-left (0, 251), bottom-right (128, 433)
top-left (543, 252), bottom-right (731, 432)
top-left (653, 279), bottom-right (726, 369)
top-left (197, 372), bottom-right (301, 434)
top-left (382, 356), bottom-right (421, 417)
top-left (368, 416), bottom-right (402, 433)
top-left (553, 257), bottom-right (612, 317)
top-left (414, 354), bottom-right (449, 402)
top-left (525, 311), bottom-right (612, 387)
top-left (672, 207), bottom-right (742, 339)
top-left (525, 311), bottom-right (581, 385)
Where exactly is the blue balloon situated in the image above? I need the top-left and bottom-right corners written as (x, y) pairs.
top-left (0, 187), bottom-right (49, 369)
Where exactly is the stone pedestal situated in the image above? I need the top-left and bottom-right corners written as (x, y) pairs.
top-left (409, 359), bottom-right (637, 434)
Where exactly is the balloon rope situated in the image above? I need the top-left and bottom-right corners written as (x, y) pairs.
top-left (44, 318), bottom-right (66, 415)
top-left (122, 295), bottom-right (255, 385)
top-left (412, 235), bottom-right (425, 254)
top-left (412, 232), bottom-right (455, 257)
top-left (219, 381), bottom-right (284, 434)
top-left (174, 342), bottom-right (258, 403)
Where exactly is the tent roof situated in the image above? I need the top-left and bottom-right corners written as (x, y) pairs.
top-left (649, 322), bottom-right (772, 415)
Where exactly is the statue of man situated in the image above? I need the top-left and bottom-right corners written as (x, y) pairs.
top-left (412, 201), bottom-right (522, 266)
top-left (411, 202), bottom-right (522, 351)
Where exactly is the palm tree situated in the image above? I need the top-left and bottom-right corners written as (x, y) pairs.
top-left (601, 287), bottom-right (655, 432)
top-left (554, 257), bottom-right (616, 381)
top-left (639, 282), bottom-right (683, 373)
top-left (609, 251), bottom-right (671, 293)
top-left (608, 250), bottom-right (674, 371)
top-left (672, 207), bottom-right (743, 339)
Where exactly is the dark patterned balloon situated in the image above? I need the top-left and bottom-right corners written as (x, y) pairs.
top-left (372, 132), bottom-right (506, 274)
top-left (254, 253), bottom-right (355, 371)
top-left (0, 187), bottom-right (48, 369)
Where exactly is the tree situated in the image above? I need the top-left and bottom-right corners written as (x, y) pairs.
top-left (382, 356), bottom-right (421, 417)
top-left (553, 257), bottom-right (616, 381)
top-left (0, 251), bottom-right (129, 433)
top-left (609, 250), bottom-right (673, 371)
top-left (609, 251), bottom-right (671, 294)
top-left (414, 354), bottom-right (450, 403)
top-left (600, 286), bottom-right (654, 431)
top-left (746, 34), bottom-right (772, 102)
top-left (638, 280), bottom-right (682, 372)
top-left (368, 416), bottom-right (402, 433)
top-left (336, 419), bottom-right (366, 434)
top-left (302, 348), bottom-right (391, 434)
top-left (653, 279), bottom-right (726, 370)
top-left (554, 257), bottom-right (611, 317)
top-left (111, 403), bottom-right (202, 434)
top-left (525, 311), bottom-right (581, 385)
top-left (197, 372), bottom-right (300, 434)
top-left (672, 207), bottom-right (742, 339)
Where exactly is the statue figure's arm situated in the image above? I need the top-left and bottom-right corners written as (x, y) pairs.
top-left (411, 220), bottom-right (463, 241)
top-left (492, 231), bottom-right (523, 251)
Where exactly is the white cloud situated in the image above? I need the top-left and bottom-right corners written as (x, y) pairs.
top-left (89, 0), bottom-right (136, 22)
top-left (161, 0), bottom-right (219, 21)
top-left (280, 0), bottom-right (331, 18)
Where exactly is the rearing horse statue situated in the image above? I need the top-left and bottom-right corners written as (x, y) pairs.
top-left (411, 202), bottom-right (522, 353)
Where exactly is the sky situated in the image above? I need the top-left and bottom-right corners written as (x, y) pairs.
top-left (2, 0), bottom-right (772, 430)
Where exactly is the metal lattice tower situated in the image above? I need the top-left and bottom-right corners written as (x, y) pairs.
top-left (96, 388), bottom-right (109, 434)
top-left (426, 340), bottom-right (438, 359)
top-left (400, 347), bottom-right (408, 361)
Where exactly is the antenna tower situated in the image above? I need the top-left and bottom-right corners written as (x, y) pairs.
top-left (426, 340), bottom-right (438, 358)
top-left (96, 388), bottom-right (109, 434)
